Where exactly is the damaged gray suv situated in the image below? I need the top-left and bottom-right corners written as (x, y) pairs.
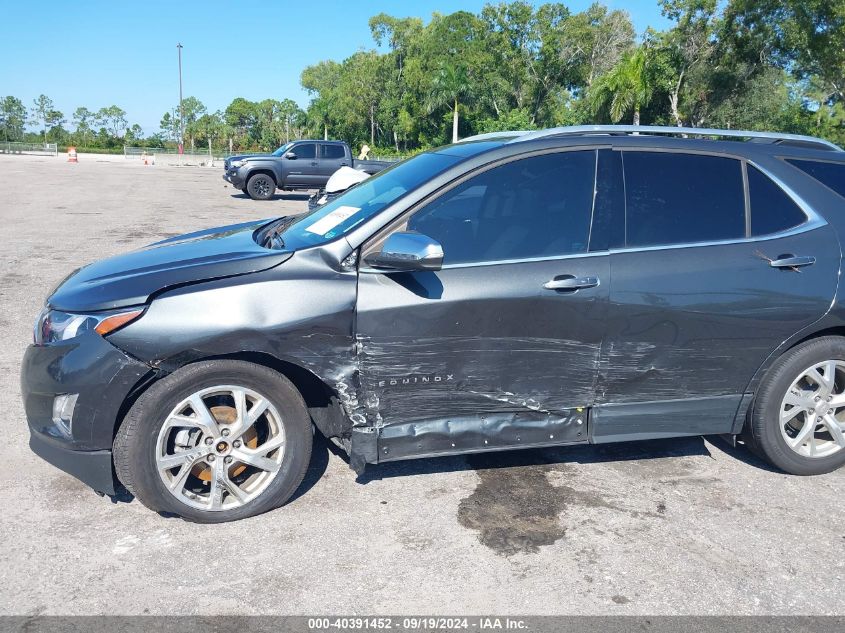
top-left (21, 125), bottom-right (845, 522)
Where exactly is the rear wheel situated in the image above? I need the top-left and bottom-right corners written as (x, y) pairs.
top-left (749, 336), bottom-right (845, 475)
top-left (246, 173), bottom-right (276, 200)
top-left (114, 360), bottom-right (312, 522)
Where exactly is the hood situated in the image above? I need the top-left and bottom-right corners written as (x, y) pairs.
top-left (225, 154), bottom-right (271, 166)
top-left (49, 219), bottom-right (293, 312)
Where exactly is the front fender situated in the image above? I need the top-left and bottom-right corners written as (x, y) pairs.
top-left (240, 161), bottom-right (282, 185)
top-left (107, 248), bottom-right (360, 403)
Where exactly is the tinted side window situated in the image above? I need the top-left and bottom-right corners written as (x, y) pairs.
top-left (786, 159), bottom-right (845, 199)
top-left (291, 143), bottom-right (316, 159)
top-left (322, 144), bottom-right (345, 159)
top-left (407, 151), bottom-right (596, 265)
top-left (623, 152), bottom-right (746, 247)
top-left (748, 165), bottom-right (806, 236)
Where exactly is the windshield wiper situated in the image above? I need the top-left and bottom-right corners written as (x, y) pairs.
top-left (261, 216), bottom-right (295, 248)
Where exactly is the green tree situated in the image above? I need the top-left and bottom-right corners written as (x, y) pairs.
top-left (194, 111), bottom-right (225, 156)
top-left (0, 96), bottom-right (27, 141)
top-left (278, 98), bottom-right (305, 143)
top-left (224, 97), bottom-right (259, 149)
top-left (369, 13), bottom-right (424, 149)
top-left (180, 96), bottom-right (207, 150)
top-left (124, 124), bottom-right (144, 144)
top-left (589, 45), bottom-right (661, 124)
top-left (31, 95), bottom-right (62, 141)
top-left (656, 0), bottom-right (719, 126)
top-left (96, 105), bottom-right (127, 138)
top-left (301, 61), bottom-right (343, 140)
top-left (426, 63), bottom-right (475, 142)
top-left (160, 110), bottom-right (180, 144)
top-left (72, 107), bottom-right (96, 145)
top-left (727, 0), bottom-right (845, 104)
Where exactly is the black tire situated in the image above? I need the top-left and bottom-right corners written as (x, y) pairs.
top-left (114, 360), bottom-right (312, 522)
top-left (245, 173), bottom-right (276, 200)
top-left (748, 336), bottom-right (845, 475)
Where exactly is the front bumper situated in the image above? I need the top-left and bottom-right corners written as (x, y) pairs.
top-left (223, 170), bottom-right (246, 189)
top-left (29, 431), bottom-right (116, 494)
top-left (21, 332), bottom-right (154, 494)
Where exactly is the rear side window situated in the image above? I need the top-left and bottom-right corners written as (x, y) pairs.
top-left (748, 165), bottom-right (806, 236)
top-left (786, 159), bottom-right (845, 199)
top-left (291, 143), bottom-right (316, 159)
top-left (623, 152), bottom-right (746, 247)
top-left (321, 144), bottom-right (345, 159)
top-left (407, 151), bottom-right (596, 265)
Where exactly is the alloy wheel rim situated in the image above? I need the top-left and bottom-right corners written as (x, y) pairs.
top-left (155, 385), bottom-right (286, 511)
top-left (255, 178), bottom-right (271, 197)
top-left (779, 360), bottom-right (845, 459)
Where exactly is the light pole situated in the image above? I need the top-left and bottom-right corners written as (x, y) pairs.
top-left (177, 43), bottom-right (184, 155)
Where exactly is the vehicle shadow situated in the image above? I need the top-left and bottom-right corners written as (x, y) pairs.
top-left (276, 192), bottom-right (312, 201)
top-left (289, 431), bottom-right (332, 503)
top-left (229, 191), bottom-right (313, 201)
top-left (346, 434), bottom-right (779, 484)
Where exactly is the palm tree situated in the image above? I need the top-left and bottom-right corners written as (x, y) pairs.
top-left (589, 47), bottom-right (655, 125)
top-left (426, 63), bottom-right (473, 143)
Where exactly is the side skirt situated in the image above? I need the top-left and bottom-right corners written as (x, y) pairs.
top-left (590, 394), bottom-right (742, 443)
top-left (375, 409), bottom-right (588, 463)
top-left (347, 395), bottom-right (745, 471)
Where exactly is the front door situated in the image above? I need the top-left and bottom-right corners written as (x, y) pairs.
top-left (284, 142), bottom-right (319, 187)
top-left (594, 149), bottom-right (840, 441)
top-left (355, 149), bottom-right (612, 460)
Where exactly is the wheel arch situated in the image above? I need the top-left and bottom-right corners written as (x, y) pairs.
top-left (733, 324), bottom-right (845, 434)
top-left (112, 351), bottom-right (352, 443)
top-left (246, 168), bottom-right (278, 186)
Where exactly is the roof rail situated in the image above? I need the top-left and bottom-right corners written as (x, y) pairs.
top-left (456, 130), bottom-right (530, 143)
top-left (501, 125), bottom-right (842, 152)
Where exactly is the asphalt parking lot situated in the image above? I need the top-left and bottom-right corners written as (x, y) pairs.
top-left (1, 154), bottom-right (843, 616)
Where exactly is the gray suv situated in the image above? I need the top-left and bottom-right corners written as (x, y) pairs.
top-left (21, 125), bottom-right (845, 522)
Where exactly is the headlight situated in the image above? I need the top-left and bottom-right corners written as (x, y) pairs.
top-left (34, 307), bottom-right (144, 345)
top-left (230, 160), bottom-right (244, 168)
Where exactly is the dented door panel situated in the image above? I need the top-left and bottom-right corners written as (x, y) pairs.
top-left (355, 255), bottom-right (610, 457)
top-left (594, 226), bottom-right (839, 440)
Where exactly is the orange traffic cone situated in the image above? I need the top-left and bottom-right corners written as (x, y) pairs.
top-left (67, 147), bottom-right (78, 163)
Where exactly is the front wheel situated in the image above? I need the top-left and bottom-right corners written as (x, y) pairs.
top-left (245, 173), bottom-right (276, 200)
top-left (114, 360), bottom-right (312, 522)
top-left (747, 336), bottom-right (845, 475)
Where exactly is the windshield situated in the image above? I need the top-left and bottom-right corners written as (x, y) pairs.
top-left (270, 152), bottom-right (463, 250)
top-left (271, 143), bottom-right (294, 157)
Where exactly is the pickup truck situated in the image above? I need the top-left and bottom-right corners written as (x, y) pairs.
top-left (223, 140), bottom-right (395, 200)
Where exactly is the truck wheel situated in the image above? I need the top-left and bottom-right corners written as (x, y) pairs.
top-left (246, 173), bottom-right (276, 200)
top-left (114, 360), bottom-right (312, 523)
top-left (748, 336), bottom-right (845, 475)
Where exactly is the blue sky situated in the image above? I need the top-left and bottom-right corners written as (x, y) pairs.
top-left (0, 0), bottom-right (670, 134)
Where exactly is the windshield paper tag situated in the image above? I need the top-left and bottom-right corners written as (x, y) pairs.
top-left (304, 206), bottom-right (361, 235)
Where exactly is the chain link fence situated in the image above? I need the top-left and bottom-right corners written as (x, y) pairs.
top-left (0, 141), bottom-right (58, 156)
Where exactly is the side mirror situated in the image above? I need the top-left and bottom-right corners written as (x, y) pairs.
top-left (284, 151), bottom-right (297, 159)
top-left (364, 231), bottom-right (444, 272)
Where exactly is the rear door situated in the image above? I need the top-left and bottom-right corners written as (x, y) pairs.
top-left (284, 142), bottom-right (319, 186)
top-left (355, 149), bottom-right (617, 459)
top-left (318, 143), bottom-right (350, 183)
top-left (594, 149), bottom-right (839, 441)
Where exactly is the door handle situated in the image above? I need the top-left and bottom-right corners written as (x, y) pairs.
top-left (340, 161), bottom-right (349, 166)
top-left (543, 275), bottom-right (600, 291)
top-left (769, 255), bottom-right (816, 269)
